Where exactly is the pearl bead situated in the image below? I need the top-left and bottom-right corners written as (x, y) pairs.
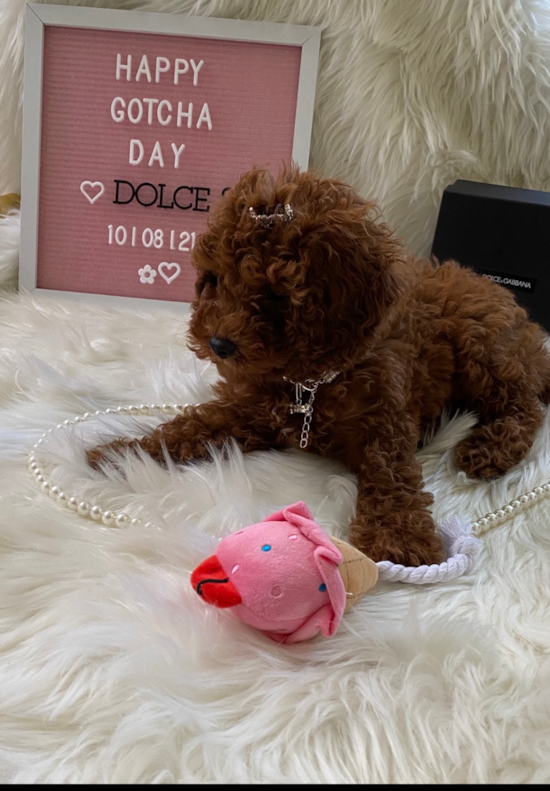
top-left (89, 505), bottom-right (103, 520)
top-left (34, 438), bottom-right (43, 446)
top-left (36, 474), bottom-right (45, 484)
top-left (63, 419), bottom-right (72, 426)
top-left (496, 509), bottom-right (505, 519)
top-left (543, 483), bottom-right (550, 492)
top-left (127, 406), bottom-right (139, 415)
top-left (82, 412), bottom-right (92, 420)
top-left (511, 500), bottom-right (521, 509)
top-left (28, 454), bottom-right (36, 464)
top-left (130, 518), bottom-right (141, 526)
top-left (535, 487), bottom-right (544, 495)
top-left (528, 491), bottom-right (537, 500)
top-left (162, 404), bottom-right (172, 413)
top-left (144, 522), bottom-right (155, 530)
top-left (67, 497), bottom-right (79, 511)
top-left (478, 517), bottom-right (489, 528)
top-left (115, 513), bottom-right (130, 527)
top-left (77, 501), bottom-right (90, 516)
top-left (94, 410), bottom-right (103, 416)
top-left (519, 495), bottom-right (529, 504)
top-left (74, 416), bottom-right (82, 423)
top-left (101, 510), bottom-right (115, 526)
top-left (57, 492), bottom-right (68, 505)
top-left (29, 461), bottom-right (39, 472)
top-left (116, 406), bottom-right (125, 414)
top-left (504, 505), bottom-right (514, 514)
top-left (139, 404), bottom-right (150, 414)
top-left (150, 404), bottom-right (161, 411)
top-left (49, 485), bottom-right (59, 499)
top-left (105, 408), bottom-right (116, 414)
top-left (41, 481), bottom-right (51, 493)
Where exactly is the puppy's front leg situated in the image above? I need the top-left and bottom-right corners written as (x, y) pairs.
top-left (348, 416), bottom-right (444, 566)
top-left (86, 401), bottom-right (277, 470)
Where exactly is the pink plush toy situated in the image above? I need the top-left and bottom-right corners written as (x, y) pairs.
top-left (190, 501), bottom-right (379, 644)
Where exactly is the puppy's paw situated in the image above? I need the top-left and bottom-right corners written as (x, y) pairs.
top-left (349, 511), bottom-right (444, 567)
top-left (455, 420), bottom-right (530, 480)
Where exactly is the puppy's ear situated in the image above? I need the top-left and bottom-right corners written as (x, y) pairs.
top-left (357, 210), bottom-right (403, 323)
top-left (312, 200), bottom-right (403, 339)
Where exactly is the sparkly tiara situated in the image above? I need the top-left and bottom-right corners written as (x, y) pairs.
top-left (248, 203), bottom-right (294, 229)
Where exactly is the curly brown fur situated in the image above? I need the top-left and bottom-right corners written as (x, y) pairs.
top-left (87, 166), bottom-right (550, 566)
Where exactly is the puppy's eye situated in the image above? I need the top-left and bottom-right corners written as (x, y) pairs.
top-left (264, 288), bottom-right (287, 303)
top-left (197, 271), bottom-right (218, 296)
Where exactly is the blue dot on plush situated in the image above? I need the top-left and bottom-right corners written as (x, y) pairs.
top-left (318, 583), bottom-right (327, 592)
top-left (262, 544), bottom-right (271, 551)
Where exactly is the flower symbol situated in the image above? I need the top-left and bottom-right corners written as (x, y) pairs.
top-left (138, 265), bottom-right (157, 285)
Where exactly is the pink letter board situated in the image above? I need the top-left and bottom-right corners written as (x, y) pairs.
top-left (20, 4), bottom-right (320, 310)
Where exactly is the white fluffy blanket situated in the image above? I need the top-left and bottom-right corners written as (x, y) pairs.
top-left (2, 0), bottom-right (550, 784)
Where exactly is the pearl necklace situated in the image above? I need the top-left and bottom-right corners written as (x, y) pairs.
top-left (27, 404), bottom-right (550, 537)
top-left (27, 403), bottom-right (188, 529)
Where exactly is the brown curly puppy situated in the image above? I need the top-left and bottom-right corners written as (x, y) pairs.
top-left (88, 166), bottom-right (550, 566)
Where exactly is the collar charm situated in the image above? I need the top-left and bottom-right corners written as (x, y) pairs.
top-left (283, 371), bottom-right (340, 449)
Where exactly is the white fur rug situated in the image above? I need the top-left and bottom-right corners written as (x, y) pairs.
top-left (2, 0), bottom-right (550, 784)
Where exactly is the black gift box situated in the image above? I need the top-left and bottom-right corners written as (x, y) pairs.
top-left (431, 179), bottom-right (550, 332)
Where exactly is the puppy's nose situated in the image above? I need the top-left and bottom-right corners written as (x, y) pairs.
top-left (209, 336), bottom-right (238, 359)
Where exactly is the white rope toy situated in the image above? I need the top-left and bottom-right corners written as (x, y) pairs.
top-left (27, 404), bottom-right (550, 585)
top-left (376, 515), bottom-right (480, 584)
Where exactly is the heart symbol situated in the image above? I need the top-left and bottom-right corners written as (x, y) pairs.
top-left (80, 181), bottom-right (105, 204)
top-left (158, 261), bottom-right (181, 284)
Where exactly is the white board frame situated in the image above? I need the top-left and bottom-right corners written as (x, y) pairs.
top-left (19, 2), bottom-right (321, 313)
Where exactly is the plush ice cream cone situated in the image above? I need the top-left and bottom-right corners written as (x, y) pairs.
top-left (330, 536), bottom-right (379, 612)
top-left (191, 502), bottom-right (380, 644)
